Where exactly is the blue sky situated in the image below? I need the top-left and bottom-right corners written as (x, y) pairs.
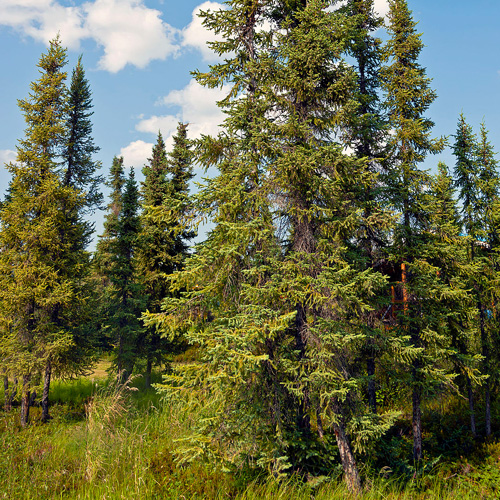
top-left (1, 0), bottom-right (499, 240)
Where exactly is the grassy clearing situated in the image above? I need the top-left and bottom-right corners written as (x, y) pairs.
top-left (1, 369), bottom-right (500, 499)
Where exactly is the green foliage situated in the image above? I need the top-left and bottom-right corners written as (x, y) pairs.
top-left (63, 55), bottom-right (103, 218)
top-left (0, 37), bottom-right (98, 424)
top-left (2, 375), bottom-right (500, 499)
top-left (147, 2), bottom-right (396, 491)
top-left (98, 166), bottom-right (145, 380)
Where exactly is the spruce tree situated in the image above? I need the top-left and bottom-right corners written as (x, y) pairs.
top-left (342, 0), bottom-right (391, 414)
top-left (0, 37), bottom-right (88, 425)
top-left (421, 163), bottom-right (480, 436)
top-left (148, 0), bottom-right (394, 491)
top-left (137, 126), bottom-right (193, 387)
top-left (95, 156), bottom-right (125, 273)
top-left (453, 116), bottom-right (500, 437)
top-left (63, 56), bottom-right (103, 218)
top-left (381, 0), bottom-right (446, 461)
top-left (96, 161), bottom-right (144, 381)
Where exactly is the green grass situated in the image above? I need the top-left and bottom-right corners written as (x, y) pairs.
top-left (1, 370), bottom-right (500, 499)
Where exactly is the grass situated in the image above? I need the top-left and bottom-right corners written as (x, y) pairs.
top-left (1, 366), bottom-right (500, 499)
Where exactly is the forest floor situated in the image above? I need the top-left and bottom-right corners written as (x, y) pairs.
top-left (1, 361), bottom-right (500, 499)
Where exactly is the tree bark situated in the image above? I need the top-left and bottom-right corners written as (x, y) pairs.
top-left (367, 353), bottom-right (376, 414)
top-left (29, 389), bottom-right (37, 407)
top-left (412, 374), bottom-right (422, 461)
top-left (478, 300), bottom-right (491, 437)
top-left (466, 374), bottom-right (476, 437)
top-left (332, 398), bottom-right (361, 494)
top-left (20, 375), bottom-right (31, 427)
top-left (295, 303), bottom-right (311, 435)
top-left (41, 361), bottom-right (52, 422)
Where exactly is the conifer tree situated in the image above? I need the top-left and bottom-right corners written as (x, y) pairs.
top-left (148, 0), bottom-right (395, 492)
top-left (0, 37), bottom-right (88, 425)
top-left (453, 116), bottom-right (500, 437)
top-left (95, 156), bottom-right (125, 273)
top-left (96, 161), bottom-right (144, 381)
top-left (63, 56), bottom-right (103, 218)
top-left (342, 0), bottom-right (391, 414)
top-left (137, 126), bottom-right (193, 387)
top-left (381, 0), bottom-right (446, 461)
top-left (421, 163), bottom-right (480, 436)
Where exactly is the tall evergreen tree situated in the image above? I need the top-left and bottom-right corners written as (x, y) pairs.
top-left (0, 37), bottom-right (88, 425)
top-left (381, 0), bottom-right (446, 461)
top-left (421, 163), bottom-right (481, 436)
top-left (63, 55), bottom-right (103, 215)
top-left (453, 116), bottom-right (500, 437)
top-left (148, 0), bottom-right (396, 492)
top-left (95, 156), bottom-right (125, 273)
top-left (342, 0), bottom-right (391, 414)
top-left (137, 125), bottom-right (194, 387)
top-left (96, 161), bottom-right (144, 381)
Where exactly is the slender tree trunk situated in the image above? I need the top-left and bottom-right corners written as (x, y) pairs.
top-left (145, 357), bottom-right (152, 389)
top-left (485, 383), bottom-right (491, 438)
top-left (295, 303), bottom-right (311, 435)
top-left (367, 352), bottom-right (376, 413)
top-left (478, 300), bottom-right (491, 437)
top-left (332, 398), bottom-right (361, 494)
top-left (41, 361), bottom-right (52, 422)
top-left (20, 375), bottom-right (31, 427)
top-left (412, 369), bottom-right (422, 461)
top-left (316, 404), bottom-right (324, 441)
top-left (29, 389), bottom-right (37, 407)
top-left (117, 333), bottom-right (125, 383)
top-left (466, 374), bottom-right (476, 437)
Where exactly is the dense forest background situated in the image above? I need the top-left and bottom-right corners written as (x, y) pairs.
top-left (2, 0), bottom-right (500, 498)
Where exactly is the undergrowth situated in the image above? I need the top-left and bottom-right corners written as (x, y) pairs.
top-left (1, 373), bottom-right (500, 499)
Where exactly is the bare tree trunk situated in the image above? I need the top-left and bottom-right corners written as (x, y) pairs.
top-left (332, 398), bottom-right (361, 494)
top-left (485, 381), bottom-right (491, 437)
top-left (316, 405), bottom-right (324, 441)
top-left (41, 361), bottom-right (52, 422)
top-left (412, 374), bottom-right (422, 461)
top-left (466, 374), bottom-right (476, 437)
top-left (295, 303), bottom-right (311, 435)
top-left (20, 375), bottom-right (31, 427)
top-left (29, 389), bottom-right (37, 407)
top-left (478, 300), bottom-right (491, 437)
top-left (367, 353), bottom-right (376, 414)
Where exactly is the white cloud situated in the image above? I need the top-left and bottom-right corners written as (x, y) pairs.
top-left (0, 0), bottom-right (179, 71)
top-left (136, 114), bottom-right (180, 137)
top-left (136, 79), bottom-right (228, 143)
top-left (0, 0), bottom-right (86, 49)
top-left (83, 0), bottom-right (179, 73)
top-left (374, 0), bottom-right (390, 18)
top-left (120, 140), bottom-right (153, 169)
top-left (0, 149), bottom-right (17, 166)
top-left (181, 1), bottom-right (225, 62)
